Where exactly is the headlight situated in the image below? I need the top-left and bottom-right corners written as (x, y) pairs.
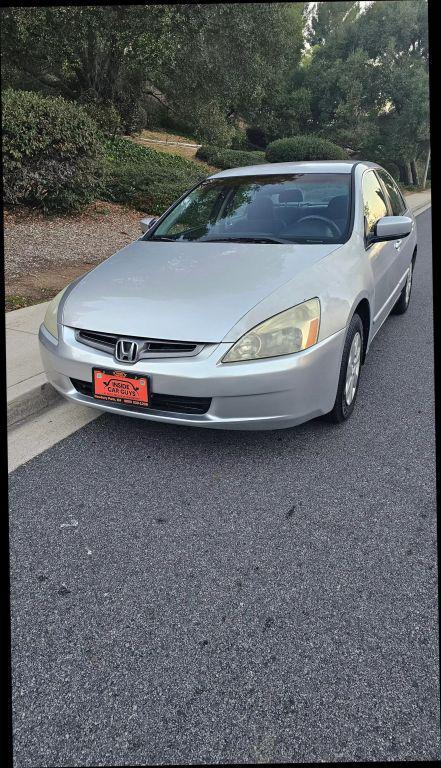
top-left (222, 298), bottom-right (320, 363)
top-left (43, 286), bottom-right (69, 340)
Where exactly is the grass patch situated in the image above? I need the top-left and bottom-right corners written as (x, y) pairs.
top-left (6, 294), bottom-right (39, 311)
top-left (100, 137), bottom-right (212, 215)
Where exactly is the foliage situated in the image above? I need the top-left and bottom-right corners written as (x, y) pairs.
top-left (82, 101), bottom-right (123, 138)
top-left (246, 126), bottom-right (269, 150)
top-left (248, 85), bottom-right (312, 145)
top-left (5, 295), bottom-right (35, 312)
top-left (101, 137), bottom-right (211, 214)
top-left (243, 4), bottom-right (309, 142)
top-left (306, 1), bottom-right (360, 46)
top-left (0, 3), bottom-right (305, 141)
top-left (2, 89), bottom-right (211, 215)
top-left (2, 88), bottom-right (104, 212)
top-left (153, 3), bottom-right (305, 143)
top-left (1, 1), bottom-right (429, 200)
top-left (265, 136), bottom-right (349, 163)
top-left (195, 145), bottom-right (266, 170)
top-left (230, 129), bottom-right (251, 151)
top-left (305, 1), bottom-right (429, 182)
top-left (190, 103), bottom-right (236, 148)
top-left (0, 5), bottom-right (176, 132)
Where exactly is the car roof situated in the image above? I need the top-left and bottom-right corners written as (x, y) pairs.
top-left (208, 160), bottom-right (382, 179)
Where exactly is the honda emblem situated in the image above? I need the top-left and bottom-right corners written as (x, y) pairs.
top-left (115, 339), bottom-right (138, 363)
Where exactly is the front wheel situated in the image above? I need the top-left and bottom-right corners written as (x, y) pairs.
top-left (326, 314), bottom-right (363, 424)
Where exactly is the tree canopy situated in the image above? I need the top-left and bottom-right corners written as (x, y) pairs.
top-left (1, 3), bottom-right (304, 140)
top-left (304, 0), bottom-right (429, 182)
top-left (1, 1), bottom-right (429, 182)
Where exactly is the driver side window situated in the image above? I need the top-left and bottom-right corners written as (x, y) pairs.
top-left (362, 171), bottom-right (388, 243)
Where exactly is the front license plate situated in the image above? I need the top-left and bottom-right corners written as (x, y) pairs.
top-left (93, 368), bottom-right (149, 407)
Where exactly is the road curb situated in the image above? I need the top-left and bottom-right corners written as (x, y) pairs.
top-left (8, 381), bottom-right (63, 429)
top-left (413, 202), bottom-right (432, 217)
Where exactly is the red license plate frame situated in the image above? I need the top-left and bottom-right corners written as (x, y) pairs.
top-left (92, 368), bottom-right (149, 407)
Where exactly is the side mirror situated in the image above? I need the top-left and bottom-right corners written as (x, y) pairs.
top-left (140, 217), bottom-right (158, 234)
top-left (372, 215), bottom-right (413, 243)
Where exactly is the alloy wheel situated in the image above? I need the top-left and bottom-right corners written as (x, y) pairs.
top-left (405, 266), bottom-right (413, 306)
top-left (344, 331), bottom-right (361, 406)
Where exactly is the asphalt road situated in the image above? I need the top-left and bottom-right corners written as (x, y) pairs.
top-left (9, 208), bottom-right (439, 766)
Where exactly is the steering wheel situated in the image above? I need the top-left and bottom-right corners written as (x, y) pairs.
top-left (292, 215), bottom-right (341, 238)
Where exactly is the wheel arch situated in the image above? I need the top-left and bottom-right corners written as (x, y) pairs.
top-left (351, 297), bottom-right (371, 363)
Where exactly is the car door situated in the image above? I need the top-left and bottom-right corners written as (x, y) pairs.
top-left (362, 169), bottom-right (396, 329)
top-left (377, 169), bottom-right (415, 292)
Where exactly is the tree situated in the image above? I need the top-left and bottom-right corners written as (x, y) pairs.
top-left (304, 0), bottom-right (429, 184)
top-left (0, 3), bottom-right (306, 143)
top-left (306, 1), bottom-right (360, 47)
top-left (243, 3), bottom-right (310, 142)
top-left (353, 0), bottom-right (429, 184)
top-left (0, 5), bottom-right (177, 130)
top-left (152, 3), bottom-right (306, 144)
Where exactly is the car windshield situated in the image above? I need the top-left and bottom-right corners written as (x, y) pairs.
top-left (148, 173), bottom-right (352, 244)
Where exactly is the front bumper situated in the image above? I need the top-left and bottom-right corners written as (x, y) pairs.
top-left (39, 324), bottom-right (346, 430)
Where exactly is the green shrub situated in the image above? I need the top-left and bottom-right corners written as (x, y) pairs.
top-left (196, 144), bottom-right (266, 170)
top-left (230, 128), bottom-right (251, 151)
top-left (265, 135), bottom-right (349, 163)
top-left (101, 137), bottom-right (211, 214)
top-left (2, 89), bottom-right (105, 212)
top-left (190, 103), bottom-right (235, 148)
top-left (81, 100), bottom-right (123, 138)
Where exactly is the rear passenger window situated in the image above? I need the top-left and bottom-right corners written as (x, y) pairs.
top-left (378, 170), bottom-right (406, 216)
top-left (362, 171), bottom-right (388, 241)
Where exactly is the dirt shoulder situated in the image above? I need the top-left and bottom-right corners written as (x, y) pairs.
top-left (4, 201), bottom-right (146, 311)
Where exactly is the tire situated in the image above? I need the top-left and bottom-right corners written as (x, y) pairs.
top-left (326, 313), bottom-right (364, 424)
top-left (391, 261), bottom-right (413, 315)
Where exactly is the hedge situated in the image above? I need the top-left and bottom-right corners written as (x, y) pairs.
top-left (2, 89), bottom-right (105, 212)
top-left (101, 138), bottom-right (211, 214)
top-left (2, 89), bottom-right (212, 215)
top-left (196, 144), bottom-right (266, 170)
top-left (265, 135), bottom-right (349, 163)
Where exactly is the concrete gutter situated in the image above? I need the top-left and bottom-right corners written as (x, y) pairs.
top-left (6, 302), bottom-right (62, 427)
top-left (5, 190), bottom-right (431, 429)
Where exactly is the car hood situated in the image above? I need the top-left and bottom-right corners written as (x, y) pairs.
top-left (63, 240), bottom-right (341, 342)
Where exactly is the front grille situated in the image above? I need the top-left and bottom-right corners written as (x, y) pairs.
top-left (70, 378), bottom-right (211, 415)
top-left (76, 329), bottom-right (117, 353)
top-left (75, 329), bottom-right (203, 359)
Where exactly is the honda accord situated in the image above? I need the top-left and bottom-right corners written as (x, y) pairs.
top-left (39, 160), bottom-right (416, 429)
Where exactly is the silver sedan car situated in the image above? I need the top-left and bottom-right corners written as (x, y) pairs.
top-left (39, 160), bottom-right (416, 430)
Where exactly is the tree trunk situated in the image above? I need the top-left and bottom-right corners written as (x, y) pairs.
top-left (403, 162), bottom-right (413, 186)
top-left (397, 163), bottom-right (408, 184)
top-left (410, 159), bottom-right (419, 187)
top-left (422, 147), bottom-right (431, 188)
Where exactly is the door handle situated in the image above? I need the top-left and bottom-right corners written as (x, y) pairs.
top-left (394, 240), bottom-right (402, 250)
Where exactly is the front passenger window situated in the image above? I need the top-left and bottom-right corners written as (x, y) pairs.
top-left (362, 171), bottom-right (388, 242)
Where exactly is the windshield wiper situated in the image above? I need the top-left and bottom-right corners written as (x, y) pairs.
top-left (203, 236), bottom-right (286, 244)
top-left (148, 235), bottom-right (175, 241)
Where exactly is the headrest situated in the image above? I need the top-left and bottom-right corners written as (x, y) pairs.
top-left (247, 196), bottom-right (275, 220)
top-left (327, 195), bottom-right (349, 218)
top-left (279, 189), bottom-right (303, 203)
